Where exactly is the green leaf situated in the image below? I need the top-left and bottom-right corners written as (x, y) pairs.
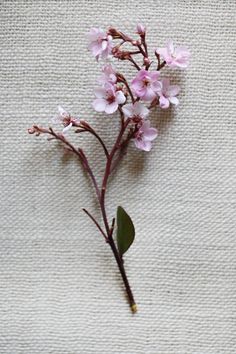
top-left (116, 206), bottom-right (135, 256)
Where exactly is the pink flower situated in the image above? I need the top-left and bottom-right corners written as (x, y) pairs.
top-left (131, 69), bottom-right (161, 101)
top-left (98, 64), bottom-right (117, 85)
top-left (51, 106), bottom-right (78, 133)
top-left (87, 28), bottom-right (113, 60)
top-left (92, 84), bottom-right (126, 114)
top-left (134, 120), bottom-right (158, 152)
top-left (158, 78), bottom-right (180, 109)
top-left (156, 40), bottom-right (190, 69)
top-left (122, 102), bottom-right (149, 120)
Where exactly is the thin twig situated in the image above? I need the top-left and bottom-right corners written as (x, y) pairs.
top-left (82, 208), bottom-right (108, 241)
top-left (78, 148), bottom-right (101, 201)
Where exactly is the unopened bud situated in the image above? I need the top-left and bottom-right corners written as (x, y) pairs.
top-left (136, 23), bottom-right (146, 36)
top-left (107, 27), bottom-right (122, 39)
top-left (144, 57), bottom-right (151, 66)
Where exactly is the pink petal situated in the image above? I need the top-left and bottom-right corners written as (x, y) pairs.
top-left (122, 104), bottom-right (134, 118)
top-left (174, 60), bottom-right (189, 68)
top-left (101, 40), bottom-right (108, 51)
top-left (116, 91), bottom-right (126, 104)
top-left (92, 98), bottom-right (107, 112)
top-left (62, 122), bottom-right (73, 134)
top-left (105, 102), bottom-right (118, 114)
top-left (134, 102), bottom-right (149, 118)
top-left (143, 87), bottom-right (156, 101)
top-left (135, 139), bottom-right (152, 151)
top-left (90, 43), bottom-right (102, 57)
top-left (141, 120), bottom-right (151, 131)
top-left (161, 78), bottom-right (170, 92)
top-left (169, 97), bottom-right (179, 105)
top-left (159, 95), bottom-right (170, 109)
top-left (166, 84), bottom-right (180, 97)
top-left (151, 80), bottom-right (162, 93)
top-left (94, 87), bottom-right (106, 98)
top-left (167, 40), bottom-right (174, 55)
top-left (156, 47), bottom-right (169, 60)
top-left (175, 46), bottom-right (190, 59)
top-left (149, 71), bottom-right (160, 81)
top-left (144, 128), bottom-right (158, 141)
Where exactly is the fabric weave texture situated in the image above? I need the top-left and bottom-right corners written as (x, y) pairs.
top-left (0, 1), bottom-right (235, 353)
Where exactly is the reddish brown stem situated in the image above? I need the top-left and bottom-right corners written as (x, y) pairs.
top-left (82, 208), bottom-right (107, 241)
top-left (108, 237), bottom-right (137, 312)
top-left (88, 114), bottom-right (136, 312)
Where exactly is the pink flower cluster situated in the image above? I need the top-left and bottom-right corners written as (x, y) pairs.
top-left (87, 25), bottom-right (190, 152)
top-left (93, 64), bottom-right (126, 114)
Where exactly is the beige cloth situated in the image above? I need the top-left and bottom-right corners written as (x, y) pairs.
top-left (0, 0), bottom-right (235, 353)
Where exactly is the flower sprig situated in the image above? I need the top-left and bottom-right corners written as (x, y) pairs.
top-left (28, 23), bottom-right (190, 313)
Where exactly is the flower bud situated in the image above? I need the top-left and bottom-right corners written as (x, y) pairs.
top-left (136, 23), bottom-right (146, 36)
top-left (144, 57), bottom-right (151, 66)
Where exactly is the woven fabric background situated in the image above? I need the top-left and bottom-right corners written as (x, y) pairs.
top-left (0, 1), bottom-right (235, 353)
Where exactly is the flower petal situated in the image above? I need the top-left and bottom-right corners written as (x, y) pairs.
top-left (159, 95), bottom-right (170, 109)
top-left (143, 87), bottom-right (156, 101)
top-left (122, 104), bottom-right (134, 118)
top-left (167, 40), bottom-right (174, 55)
top-left (116, 90), bottom-right (126, 104)
top-left (105, 102), bottom-right (118, 114)
top-left (134, 102), bottom-right (149, 118)
top-left (134, 139), bottom-right (152, 151)
top-left (92, 98), bottom-right (107, 112)
top-left (169, 96), bottom-right (179, 105)
top-left (58, 105), bottom-right (67, 117)
top-left (62, 122), bottom-right (73, 134)
top-left (94, 87), bottom-right (106, 98)
top-left (144, 128), bottom-right (158, 141)
top-left (156, 47), bottom-right (169, 59)
top-left (167, 84), bottom-right (180, 97)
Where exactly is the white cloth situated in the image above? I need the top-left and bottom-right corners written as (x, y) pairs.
top-left (0, 1), bottom-right (235, 353)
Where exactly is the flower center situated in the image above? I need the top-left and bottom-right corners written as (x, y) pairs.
top-left (143, 78), bottom-right (150, 87)
top-left (107, 94), bottom-right (115, 104)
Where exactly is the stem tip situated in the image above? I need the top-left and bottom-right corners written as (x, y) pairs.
top-left (131, 303), bottom-right (138, 313)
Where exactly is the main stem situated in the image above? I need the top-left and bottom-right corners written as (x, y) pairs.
top-left (99, 118), bottom-right (137, 313)
top-left (109, 237), bottom-right (137, 312)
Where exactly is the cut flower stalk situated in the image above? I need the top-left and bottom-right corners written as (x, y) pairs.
top-left (28, 23), bottom-right (190, 312)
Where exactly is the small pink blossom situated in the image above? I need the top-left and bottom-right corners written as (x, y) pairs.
top-left (158, 78), bottom-right (180, 109)
top-left (51, 106), bottom-right (78, 133)
top-left (134, 120), bottom-right (158, 152)
top-left (98, 64), bottom-right (117, 85)
top-left (87, 28), bottom-right (113, 60)
top-left (131, 69), bottom-right (161, 101)
top-left (92, 84), bottom-right (126, 114)
top-left (136, 23), bottom-right (146, 35)
top-left (156, 40), bottom-right (190, 69)
top-left (122, 102), bottom-right (149, 120)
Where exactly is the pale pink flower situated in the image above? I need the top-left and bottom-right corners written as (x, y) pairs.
top-left (158, 78), bottom-right (180, 109)
top-left (98, 64), bottom-right (117, 85)
top-left (51, 106), bottom-right (78, 133)
top-left (131, 69), bottom-right (161, 101)
top-left (134, 120), bottom-right (158, 152)
top-left (87, 28), bottom-right (113, 60)
top-left (136, 23), bottom-right (146, 35)
top-left (156, 40), bottom-right (190, 69)
top-left (122, 102), bottom-right (149, 120)
top-left (92, 84), bottom-right (126, 114)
